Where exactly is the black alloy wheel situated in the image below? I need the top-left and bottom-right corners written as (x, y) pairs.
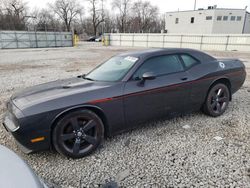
top-left (203, 83), bottom-right (230, 117)
top-left (53, 110), bottom-right (104, 158)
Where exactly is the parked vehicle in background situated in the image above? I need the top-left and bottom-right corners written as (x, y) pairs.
top-left (0, 145), bottom-right (48, 188)
top-left (2, 48), bottom-right (246, 159)
top-left (95, 36), bottom-right (102, 42)
top-left (86, 36), bottom-right (96, 42)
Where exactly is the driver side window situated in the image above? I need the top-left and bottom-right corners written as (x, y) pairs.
top-left (133, 55), bottom-right (184, 80)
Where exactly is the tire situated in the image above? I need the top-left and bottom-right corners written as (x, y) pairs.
top-left (203, 83), bottom-right (230, 117)
top-left (52, 109), bottom-right (104, 159)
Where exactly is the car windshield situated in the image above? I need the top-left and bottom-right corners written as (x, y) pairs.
top-left (85, 56), bottom-right (138, 82)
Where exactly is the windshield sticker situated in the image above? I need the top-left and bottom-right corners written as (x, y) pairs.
top-left (124, 56), bottom-right (138, 63)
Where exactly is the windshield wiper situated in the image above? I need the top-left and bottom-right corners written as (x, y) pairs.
top-left (81, 75), bottom-right (95, 81)
top-left (84, 77), bottom-right (94, 81)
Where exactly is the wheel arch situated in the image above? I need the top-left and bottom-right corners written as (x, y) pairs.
top-left (207, 77), bottom-right (232, 101)
top-left (50, 105), bottom-right (109, 147)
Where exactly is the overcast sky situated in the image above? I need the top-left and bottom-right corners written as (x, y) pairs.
top-left (27, 0), bottom-right (250, 13)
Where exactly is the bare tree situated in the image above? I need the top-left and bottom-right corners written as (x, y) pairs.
top-left (131, 0), bottom-right (159, 33)
top-left (88, 0), bottom-right (104, 36)
top-left (33, 8), bottom-right (62, 31)
top-left (112, 0), bottom-right (131, 33)
top-left (50, 0), bottom-right (83, 32)
top-left (81, 17), bottom-right (93, 35)
top-left (103, 10), bottom-right (116, 33)
top-left (0, 0), bottom-right (4, 14)
top-left (0, 0), bottom-right (28, 30)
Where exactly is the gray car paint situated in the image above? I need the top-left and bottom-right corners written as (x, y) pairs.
top-left (0, 145), bottom-right (47, 188)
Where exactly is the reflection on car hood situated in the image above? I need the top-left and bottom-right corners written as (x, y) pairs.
top-left (11, 77), bottom-right (113, 109)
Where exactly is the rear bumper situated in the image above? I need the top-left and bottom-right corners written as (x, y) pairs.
top-left (231, 69), bottom-right (246, 94)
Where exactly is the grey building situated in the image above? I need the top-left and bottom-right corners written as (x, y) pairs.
top-left (165, 7), bottom-right (250, 34)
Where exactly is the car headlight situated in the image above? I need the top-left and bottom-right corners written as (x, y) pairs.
top-left (3, 113), bottom-right (20, 132)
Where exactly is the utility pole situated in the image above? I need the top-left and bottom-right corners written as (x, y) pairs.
top-left (194, 0), bottom-right (197, 10)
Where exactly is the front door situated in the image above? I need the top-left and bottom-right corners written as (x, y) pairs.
top-left (123, 54), bottom-right (191, 127)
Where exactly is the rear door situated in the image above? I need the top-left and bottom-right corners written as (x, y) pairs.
top-left (123, 54), bottom-right (191, 127)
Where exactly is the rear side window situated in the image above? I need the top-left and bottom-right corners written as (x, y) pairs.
top-left (133, 55), bottom-right (184, 79)
top-left (180, 54), bottom-right (199, 68)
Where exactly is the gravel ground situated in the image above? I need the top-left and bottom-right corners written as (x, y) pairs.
top-left (0, 43), bottom-right (250, 187)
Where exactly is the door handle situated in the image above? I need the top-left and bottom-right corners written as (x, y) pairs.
top-left (180, 77), bottom-right (188, 81)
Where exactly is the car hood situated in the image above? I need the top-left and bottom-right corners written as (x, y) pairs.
top-left (11, 77), bottom-right (114, 110)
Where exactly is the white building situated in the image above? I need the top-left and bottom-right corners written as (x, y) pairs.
top-left (165, 7), bottom-right (250, 34)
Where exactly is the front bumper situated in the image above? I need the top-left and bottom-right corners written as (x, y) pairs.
top-left (3, 112), bottom-right (20, 132)
top-left (2, 112), bottom-right (32, 154)
top-left (15, 140), bottom-right (33, 154)
top-left (2, 103), bottom-right (51, 154)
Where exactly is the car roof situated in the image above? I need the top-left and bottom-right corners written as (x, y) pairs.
top-left (118, 48), bottom-right (215, 62)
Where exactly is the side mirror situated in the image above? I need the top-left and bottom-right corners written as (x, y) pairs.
top-left (77, 74), bottom-right (86, 78)
top-left (137, 72), bottom-right (156, 86)
top-left (142, 72), bottom-right (156, 80)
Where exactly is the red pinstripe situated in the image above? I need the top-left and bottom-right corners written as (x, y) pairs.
top-left (89, 70), bottom-right (243, 104)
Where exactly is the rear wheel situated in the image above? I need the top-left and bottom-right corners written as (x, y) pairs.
top-left (53, 109), bottom-right (104, 158)
top-left (203, 83), bottom-right (230, 117)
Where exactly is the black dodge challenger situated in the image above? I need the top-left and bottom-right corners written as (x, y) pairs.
top-left (3, 48), bottom-right (246, 158)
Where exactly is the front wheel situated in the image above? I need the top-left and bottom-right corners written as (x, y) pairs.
top-left (52, 109), bottom-right (104, 158)
top-left (203, 83), bottom-right (230, 117)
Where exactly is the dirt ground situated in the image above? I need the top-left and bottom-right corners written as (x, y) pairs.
top-left (0, 43), bottom-right (250, 187)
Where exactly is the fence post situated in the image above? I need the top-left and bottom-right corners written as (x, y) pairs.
top-left (200, 35), bottom-right (204, 50)
top-left (132, 34), bottom-right (134, 47)
top-left (45, 30), bottom-right (48, 47)
top-left (35, 31), bottom-right (38, 48)
top-left (60, 32), bottom-right (63, 46)
top-left (225, 35), bottom-right (230, 51)
top-left (27, 30), bottom-right (31, 48)
top-left (120, 34), bottom-right (122, 46)
top-left (54, 32), bottom-right (57, 47)
top-left (162, 35), bottom-right (165, 48)
top-left (0, 31), bottom-right (2, 49)
top-left (14, 31), bottom-right (18, 48)
top-left (104, 34), bottom-right (110, 46)
top-left (146, 34), bottom-right (149, 47)
top-left (180, 35), bottom-right (183, 48)
top-left (71, 29), bottom-right (74, 47)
